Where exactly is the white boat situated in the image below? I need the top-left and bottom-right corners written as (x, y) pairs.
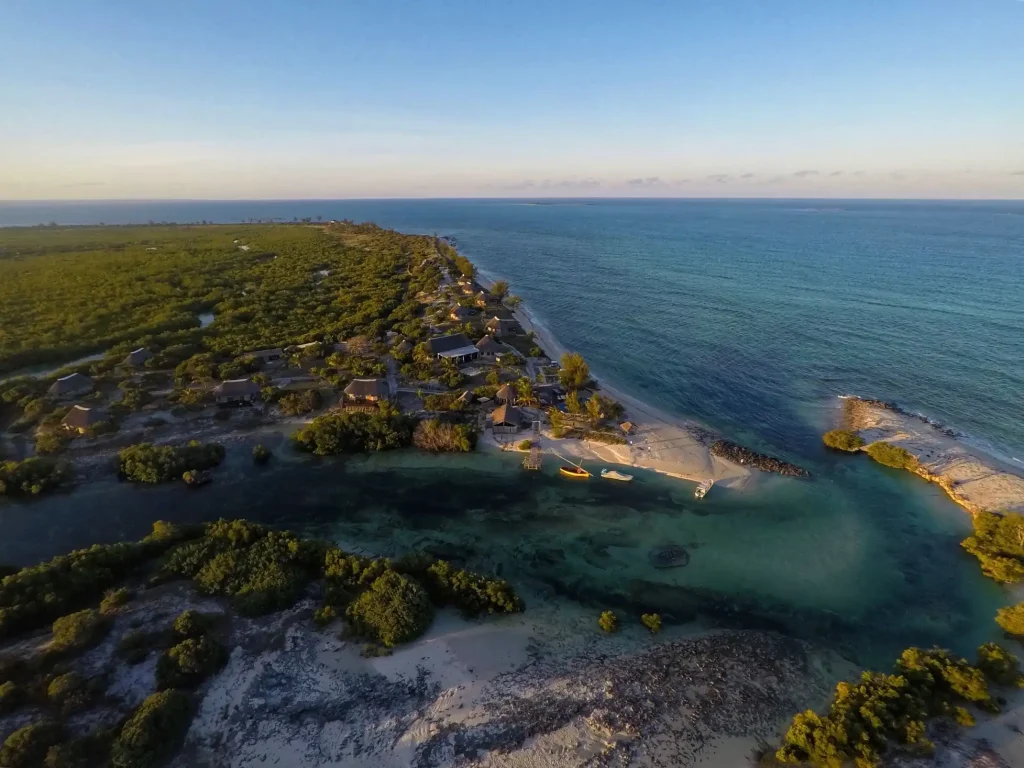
top-left (694, 479), bottom-right (714, 499)
top-left (600, 469), bottom-right (634, 482)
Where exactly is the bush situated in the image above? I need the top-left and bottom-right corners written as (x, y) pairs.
top-left (252, 444), bottom-right (272, 464)
top-left (412, 419), bottom-right (476, 452)
top-left (293, 408), bottom-right (415, 455)
top-left (346, 571), bottom-right (434, 647)
top-left (976, 642), bottom-right (1024, 686)
top-left (117, 441), bottom-right (225, 484)
top-left (43, 729), bottom-right (114, 768)
top-left (35, 431), bottom-right (72, 456)
top-left (51, 609), bottom-right (109, 653)
top-left (996, 602), bottom-right (1024, 636)
top-left (865, 441), bottom-right (918, 470)
top-left (422, 392), bottom-right (464, 412)
top-left (172, 609), bottom-right (210, 640)
top-left (822, 429), bottom-right (865, 452)
top-left (0, 680), bottom-right (21, 715)
top-left (963, 512), bottom-right (1024, 584)
top-left (418, 560), bottom-right (523, 617)
top-left (47, 672), bottom-right (94, 714)
top-left (313, 605), bottom-right (337, 627)
top-left (156, 636), bottom-right (226, 690)
top-left (641, 613), bottom-right (662, 633)
top-left (517, 439), bottom-right (533, 451)
top-left (0, 458), bottom-right (73, 496)
top-left (99, 587), bottom-right (132, 615)
top-left (110, 689), bottom-right (193, 768)
top-left (278, 389), bottom-right (322, 416)
top-left (598, 611), bottom-right (619, 633)
top-left (117, 630), bottom-right (165, 665)
top-left (1, 723), bottom-right (64, 768)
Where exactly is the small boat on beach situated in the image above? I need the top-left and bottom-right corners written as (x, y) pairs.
top-left (559, 465), bottom-right (591, 479)
top-left (694, 479), bottom-right (714, 499)
top-left (600, 469), bottom-right (634, 482)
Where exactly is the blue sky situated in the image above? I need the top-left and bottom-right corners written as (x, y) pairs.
top-left (1, 0), bottom-right (1022, 199)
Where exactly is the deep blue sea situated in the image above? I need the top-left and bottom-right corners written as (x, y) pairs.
top-left (2, 198), bottom-right (1022, 666)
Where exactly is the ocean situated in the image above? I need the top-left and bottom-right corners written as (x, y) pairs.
top-left (1, 198), bottom-right (1021, 666)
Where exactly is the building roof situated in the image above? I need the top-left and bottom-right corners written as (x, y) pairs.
top-left (48, 373), bottom-right (93, 395)
top-left (449, 305), bottom-right (475, 320)
top-left (122, 347), bottom-right (153, 367)
top-left (393, 339), bottom-right (413, 354)
top-left (496, 383), bottom-right (516, 402)
top-left (250, 348), bottom-right (285, 360)
top-left (62, 404), bottom-right (102, 430)
top-left (214, 378), bottom-right (262, 397)
top-left (344, 378), bottom-right (389, 399)
top-left (491, 403), bottom-right (522, 426)
top-left (475, 335), bottom-right (502, 355)
top-left (425, 333), bottom-right (475, 355)
top-left (486, 316), bottom-right (517, 331)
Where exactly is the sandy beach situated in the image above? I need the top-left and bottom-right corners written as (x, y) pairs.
top-left (842, 397), bottom-right (1024, 515)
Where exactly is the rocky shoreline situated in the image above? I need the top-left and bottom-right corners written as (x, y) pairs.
top-left (709, 440), bottom-right (810, 478)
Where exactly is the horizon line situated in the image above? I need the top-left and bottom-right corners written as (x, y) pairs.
top-left (1, 196), bottom-right (1023, 204)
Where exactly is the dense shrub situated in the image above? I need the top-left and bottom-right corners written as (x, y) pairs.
top-left (47, 672), bottom-right (94, 714)
top-left (278, 389), bottom-right (323, 416)
top-left (313, 605), bottom-right (338, 627)
top-left (963, 512), bottom-right (1024, 584)
top-left (118, 441), bottom-right (225, 484)
top-left (156, 636), bottom-right (226, 690)
top-left (293, 407), bottom-right (415, 454)
top-left (161, 520), bottom-right (321, 615)
top-left (559, 352), bottom-right (590, 391)
top-left (110, 689), bottom-right (193, 768)
top-left (0, 723), bottom-right (64, 768)
top-left (42, 729), bottom-right (114, 768)
top-left (0, 458), bottom-right (73, 496)
top-left (51, 609), bottom-right (109, 653)
top-left (865, 441), bottom-right (918, 470)
top-left (419, 560), bottom-right (523, 616)
top-left (822, 429), bottom-right (865, 452)
top-left (412, 419), bottom-right (476, 452)
top-left (422, 392), bottom-right (465, 412)
top-left (598, 611), bottom-right (618, 633)
top-left (641, 613), bottom-right (662, 633)
top-left (346, 571), bottom-right (434, 647)
top-left (996, 602), bottom-right (1024, 636)
top-left (0, 680), bottom-right (21, 715)
top-left (172, 609), bottom-right (210, 640)
top-left (252, 444), bottom-right (272, 464)
top-left (35, 431), bottom-right (72, 456)
top-left (99, 587), bottom-right (132, 615)
top-left (776, 647), bottom-right (997, 767)
top-left (976, 642), bottom-right (1024, 686)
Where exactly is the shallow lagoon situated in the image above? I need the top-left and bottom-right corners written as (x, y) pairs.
top-left (0, 437), bottom-right (1005, 668)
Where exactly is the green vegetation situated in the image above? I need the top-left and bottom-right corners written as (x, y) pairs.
top-left (346, 571), bottom-right (435, 647)
top-left (422, 392), bottom-right (466, 412)
top-left (822, 429), bottom-right (865, 452)
top-left (50, 609), bottom-right (109, 653)
top-left (47, 672), bottom-right (96, 714)
top-left (293, 406), bottom-right (415, 455)
top-left (518, 439), bottom-right (533, 450)
top-left (775, 645), bottom-right (1016, 767)
top-left (417, 559), bottom-right (524, 616)
top-left (598, 611), bottom-right (619, 633)
top-left (996, 602), bottom-right (1024, 636)
top-left (0, 680), bottom-right (21, 715)
top-left (117, 441), bottom-right (225, 484)
top-left (641, 613), bottom-right (662, 633)
top-left (252, 443), bottom-right (272, 464)
top-left (559, 352), bottom-right (591, 391)
top-left (0, 723), bottom-right (64, 768)
top-left (0, 458), bottom-right (73, 496)
top-left (411, 419), bottom-right (476, 452)
top-left (976, 642), bottom-right (1024, 686)
top-left (865, 441), bottom-right (918, 470)
top-left (156, 636), bottom-right (227, 690)
top-left (0, 223), bottom-right (444, 375)
top-left (110, 689), bottom-right (193, 768)
top-left (490, 279), bottom-right (509, 300)
top-left (278, 389), bottom-right (322, 416)
top-left (117, 630), bottom-right (165, 665)
top-left (99, 587), bottom-right (132, 615)
top-left (313, 604), bottom-right (338, 627)
top-left (172, 609), bottom-right (211, 640)
top-left (962, 512), bottom-right (1024, 583)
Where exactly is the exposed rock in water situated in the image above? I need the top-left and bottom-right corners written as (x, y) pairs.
top-left (648, 545), bottom-right (690, 569)
top-left (710, 440), bottom-right (810, 477)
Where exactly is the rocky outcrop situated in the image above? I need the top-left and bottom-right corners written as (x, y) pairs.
top-left (710, 440), bottom-right (810, 477)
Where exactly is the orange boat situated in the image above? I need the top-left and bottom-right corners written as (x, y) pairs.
top-left (559, 465), bottom-right (591, 479)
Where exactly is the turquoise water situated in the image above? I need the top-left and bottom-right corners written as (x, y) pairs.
top-left (1, 199), bottom-right (1021, 666)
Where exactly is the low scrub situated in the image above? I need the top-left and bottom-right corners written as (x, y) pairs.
top-left (0, 723), bottom-right (64, 768)
top-left (412, 419), bottom-right (476, 452)
top-left (293, 407), bottom-right (415, 454)
top-left (156, 636), bottom-right (227, 689)
top-left (118, 441), bottom-right (225, 484)
top-left (865, 441), bottom-right (918, 470)
top-left (963, 511), bottom-right (1024, 584)
top-left (51, 609), bottom-right (109, 653)
top-left (598, 611), bottom-right (619, 633)
top-left (346, 571), bottom-right (434, 647)
top-left (822, 429), bottom-right (865, 452)
top-left (0, 457), bottom-right (73, 496)
top-left (110, 689), bottom-right (193, 768)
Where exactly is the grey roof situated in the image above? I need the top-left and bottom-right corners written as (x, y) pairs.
top-left (487, 316), bottom-right (517, 331)
top-left (47, 373), bottom-right (93, 396)
top-left (393, 339), bottom-right (413, 354)
top-left (344, 378), bottom-right (389, 399)
top-left (62, 405), bottom-right (102, 429)
top-left (122, 347), bottom-right (153, 367)
top-left (425, 333), bottom-right (475, 355)
top-left (214, 378), bottom-right (262, 397)
top-left (449, 306), bottom-right (475, 321)
top-left (250, 348), bottom-right (285, 360)
top-left (475, 335), bottom-right (502, 355)
top-left (491, 403), bottom-right (522, 426)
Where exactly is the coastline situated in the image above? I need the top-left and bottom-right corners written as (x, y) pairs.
top-left (474, 270), bottom-right (752, 488)
top-left (841, 396), bottom-right (1024, 516)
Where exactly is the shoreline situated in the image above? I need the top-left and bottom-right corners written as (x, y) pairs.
top-left (840, 396), bottom-right (1024, 516)
top-left (474, 270), bottom-right (752, 488)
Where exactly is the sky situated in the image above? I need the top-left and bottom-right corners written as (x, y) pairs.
top-left (1, 0), bottom-right (1022, 200)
